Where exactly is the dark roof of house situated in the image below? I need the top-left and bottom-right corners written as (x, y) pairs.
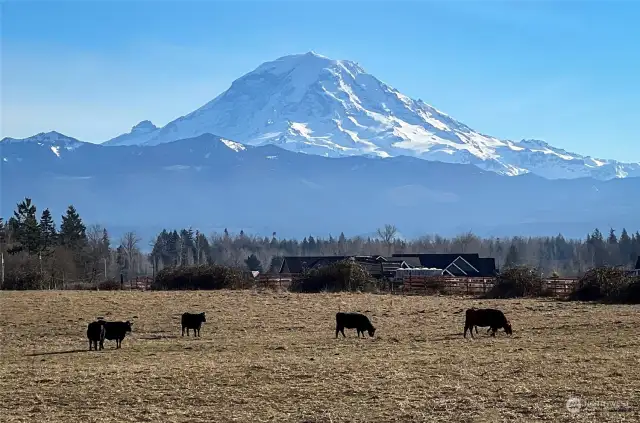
top-left (279, 255), bottom-right (421, 274)
top-left (388, 256), bottom-right (422, 268)
top-left (636, 256), bottom-right (640, 270)
top-left (477, 258), bottom-right (498, 276)
top-left (391, 253), bottom-right (496, 277)
top-left (392, 253), bottom-right (478, 268)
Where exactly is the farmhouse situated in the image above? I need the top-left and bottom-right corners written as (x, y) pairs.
top-left (278, 255), bottom-right (420, 279)
top-left (278, 253), bottom-right (496, 278)
top-left (391, 253), bottom-right (497, 277)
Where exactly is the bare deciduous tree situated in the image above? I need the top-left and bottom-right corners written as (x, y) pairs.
top-left (86, 224), bottom-right (107, 286)
top-left (377, 224), bottom-right (398, 256)
top-left (120, 231), bottom-right (141, 279)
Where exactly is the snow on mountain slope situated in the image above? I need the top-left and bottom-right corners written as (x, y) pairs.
top-left (1, 132), bottom-right (87, 161)
top-left (103, 51), bottom-right (640, 180)
top-left (103, 120), bottom-right (159, 146)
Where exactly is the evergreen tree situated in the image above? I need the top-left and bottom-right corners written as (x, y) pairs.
top-left (101, 228), bottom-right (111, 257)
top-left (587, 228), bottom-right (608, 266)
top-left (179, 229), bottom-right (195, 265)
top-left (39, 208), bottom-right (57, 254)
top-left (338, 232), bottom-right (347, 254)
top-left (269, 256), bottom-right (283, 273)
top-left (168, 230), bottom-right (180, 265)
top-left (619, 228), bottom-right (633, 265)
top-left (245, 253), bottom-right (263, 271)
top-left (504, 244), bottom-right (520, 268)
top-left (608, 228), bottom-right (618, 244)
top-left (308, 236), bottom-right (317, 253)
top-left (116, 245), bottom-right (126, 271)
top-left (13, 198), bottom-right (41, 255)
top-left (59, 205), bottom-right (87, 250)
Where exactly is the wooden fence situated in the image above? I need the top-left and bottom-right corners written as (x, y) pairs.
top-left (256, 273), bottom-right (294, 290)
top-left (257, 273), bottom-right (579, 297)
top-left (393, 276), bottom-right (578, 297)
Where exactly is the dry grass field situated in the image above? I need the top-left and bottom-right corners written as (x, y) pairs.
top-left (1, 290), bottom-right (638, 423)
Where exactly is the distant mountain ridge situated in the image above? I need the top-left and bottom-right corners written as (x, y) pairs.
top-left (97, 51), bottom-right (639, 181)
top-left (2, 132), bottom-right (639, 242)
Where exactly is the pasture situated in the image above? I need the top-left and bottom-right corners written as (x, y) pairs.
top-left (1, 290), bottom-right (638, 422)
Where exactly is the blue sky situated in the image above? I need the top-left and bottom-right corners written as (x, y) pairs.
top-left (3, 0), bottom-right (639, 161)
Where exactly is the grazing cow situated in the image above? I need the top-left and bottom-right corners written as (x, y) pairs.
top-left (181, 312), bottom-right (206, 337)
top-left (464, 308), bottom-right (512, 338)
top-left (335, 312), bottom-right (376, 338)
top-left (87, 320), bottom-right (106, 351)
top-left (103, 320), bottom-right (133, 348)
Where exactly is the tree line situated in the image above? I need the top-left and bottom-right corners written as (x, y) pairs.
top-left (148, 223), bottom-right (640, 278)
top-left (0, 198), bottom-right (148, 289)
top-left (3, 199), bottom-right (640, 289)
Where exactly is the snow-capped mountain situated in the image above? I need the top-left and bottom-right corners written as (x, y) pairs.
top-left (1, 131), bottom-right (87, 160)
top-left (103, 51), bottom-right (640, 180)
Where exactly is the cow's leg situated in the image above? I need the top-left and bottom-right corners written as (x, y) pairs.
top-left (490, 327), bottom-right (497, 337)
top-left (182, 326), bottom-right (185, 336)
top-left (341, 328), bottom-right (346, 338)
top-left (335, 326), bottom-right (339, 338)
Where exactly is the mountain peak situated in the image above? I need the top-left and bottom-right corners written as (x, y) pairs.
top-left (101, 53), bottom-right (640, 180)
top-left (131, 120), bottom-right (157, 133)
top-left (1, 131), bottom-right (82, 145)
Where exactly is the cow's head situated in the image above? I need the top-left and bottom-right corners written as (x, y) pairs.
top-left (504, 320), bottom-right (513, 335)
top-left (125, 321), bottom-right (133, 332)
top-left (199, 312), bottom-right (206, 323)
top-left (368, 325), bottom-right (376, 338)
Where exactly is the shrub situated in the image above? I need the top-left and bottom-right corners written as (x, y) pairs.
top-left (484, 265), bottom-right (545, 299)
top-left (618, 277), bottom-right (640, 304)
top-left (289, 259), bottom-right (374, 293)
top-left (98, 279), bottom-right (122, 291)
top-left (570, 267), bottom-right (640, 303)
top-left (1, 255), bottom-right (44, 290)
top-left (152, 264), bottom-right (247, 290)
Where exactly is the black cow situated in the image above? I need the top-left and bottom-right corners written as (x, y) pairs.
top-left (87, 320), bottom-right (106, 351)
top-left (103, 320), bottom-right (133, 348)
top-left (182, 312), bottom-right (206, 337)
top-left (468, 307), bottom-right (492, 335)
top-left (464, 308), bottom-right (512, 338)
top-left (335, 312), bottom-right (376, 338)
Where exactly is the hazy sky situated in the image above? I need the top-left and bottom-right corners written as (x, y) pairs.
top-left (3, 0), bottom-right (639, 161)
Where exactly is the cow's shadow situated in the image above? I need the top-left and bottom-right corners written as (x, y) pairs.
top-left (25, 349), bottom-right (89, 357)
top-left (429, 333), bottom-right (463, 342)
